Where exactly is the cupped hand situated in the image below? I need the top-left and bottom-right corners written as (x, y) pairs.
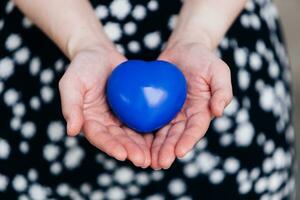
top-left (59, 46), bottom-right (153, 167)
top-left (151, 42), bottom-right (233, 169)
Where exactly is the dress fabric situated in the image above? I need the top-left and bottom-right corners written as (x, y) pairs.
top-left (0, 0), bottom-right (295, 199)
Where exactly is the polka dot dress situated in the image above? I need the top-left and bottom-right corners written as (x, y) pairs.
top-left (0, 0), bottom-right (295, 199)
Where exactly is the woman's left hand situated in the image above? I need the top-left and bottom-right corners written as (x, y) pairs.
top-left (151, 41), bottom-right (233, 169)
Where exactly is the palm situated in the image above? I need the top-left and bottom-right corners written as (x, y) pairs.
top-left (59, 48), bottom-right (152, 167)
top-left (151, 43), bottom-right (232, 169)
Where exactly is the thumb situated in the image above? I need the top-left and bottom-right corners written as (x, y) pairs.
top-left (209, 59), bottom-right (233, 117)
top-left (59, 73), bottom-right (84, 136)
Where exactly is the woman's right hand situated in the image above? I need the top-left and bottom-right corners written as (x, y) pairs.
top-left (58, 46), bottom-right (153, 168)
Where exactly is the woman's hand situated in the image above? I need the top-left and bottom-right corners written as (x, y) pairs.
top-left (59, 46), bottom-right (153, 168)
top-left (151, 41), bottom-right (233, 169)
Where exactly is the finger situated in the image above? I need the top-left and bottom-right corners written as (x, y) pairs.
top-left (209, 59), bottom-right (233, 117)
top-left (122, 127), bottom-right (148, 167)
top-left (158, 121), bottom-right (186, 169)
top-left (84, 121), bottom-right (127, 161)
top-left (59, 74), bottom-right (84, 136)
top-left (142, 133), bottom-right (154, 168)
top-left (175, 111), bottom-right (210, 158)
top-left (150, 124), bottom-right (171, 170)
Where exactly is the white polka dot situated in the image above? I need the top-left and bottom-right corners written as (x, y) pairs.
top-left (103, 159), bottom-right (116, 170)
top-left (237, 169), bottom-right (248, 183)
top-left (3, 88), bottom-right (19, 106)
top-left (234, 122), bottom-right (255, 146)
top-left (259, 86), bottom-right (275, 111)
top-left (250, 168), bottom-right (260, 181)
top-left (254, 177), bottom-right (268, 193)
top-left (63, 147), bottom-right (84, 169)
top-left (219, 134), bottom-right (233, 147)
top-left (21, 121), bottom-right (36, 139)
top-left (148, 0), bottom-right (159, 11)
top-left (22, 17), bottom-right (33, 28)
top-left (0, 20), bottom-right (4, 30)
top-left (224, 98), bottom-right (239, 116)
top-left (90, 191), bottom-right (104, 200)
top-left (54, 59), bottom-right (64, 72)
top-left (240, 14), bottom-right (250, 28)
top-left (196, 152), bottom-right (219, 173)
top-left (47, 121), bottom-right (65, 142)
top-left (273, 148), bottom-right (286, 169)
top-left (239, 180), bottom-right (252, 194)
top-left (234, 48), bottom-right (247, 68)
top-left (11, 117), bottom-right (21, 131)
top-left (168, 15), bottom-right (178, 30)
top-left (65, 137), bottom-right (78, 148)
top-left (5, 34), bottom-right (22, 51)
top-left (151, 171), bottom-right (164, 181)
top-left (146, 194), bottom-right (164, 200)
top-left (12, 175), bottom-right (27, 192)
top-left (128, 41), bottom-right (140, 53)
top-left (250, 14), bottom-right (261, 30)
top-left (264, 140), bottom-right (275, 154)
top-left (110, 0), bottom-right (131, 20)
top-left (123, 22), bottom-right (137, 35)
top-left (40, 86), bottom-right (54, 103)
top-left (209, 170), bottom-right (225, 184)
top-left (104, 22), bottom-right (122, 41)
top-left (13, 103), bottom-right (25, 117)
top-left (136, 172), bottom-right (150, 186)
top-left (263, 158), bottom-right (274, 173)
top-left (106, 187), bottom-right (125, 200)
top-left (268, 62), bottom-right (280, 78)
top-left (29, 96), bottom-right (41, 110)
top-left (179, 149), bottom-right (195, 163)
top-left (5, 1), bottom-right (14, 13)
top-left (132, 5), bottom-right (146, 20)
top-left (0, 174), bottom-right (9, 191)
top-left (80, 183), bottom-right (92, 194)
top-left (256, 40), bottom-right (266, 54)
top-left (14, 47), bottom-right (30, 64)
top-left (238, 70), bottom-right (250, 90)
top-left (40, 69), bottom-right (54, 84)
top-left (97, 174), bottom-right (112, 186)
top-left (19, 141), bottom-right (29, 154)
top-left (127, 185), bottom-right (140, 196)
top-left (28, 169), bottom-right (38, 181)
top-left (57, 184), bottom-right (70, 197)
top-left (50, 162), bottom-right (62, 175)
top-left (43, 144), bottom-right (60, 162)
top-left (183, 163), bottom-right (198, 178)
top-left (29, 57), bottom-right (41, 76)
top-left (95, 5), bottom-right (108, 19)
top-left (195, 138), bottom-right (207, 150)
top-left (168, 179), bottom-right (186, 196)
top-left (236, 109), bottom-right (249, 123)
top-left (249, 53), bottom-right (262, 71)
top-left (28, 184), bottom-right (49, 200)
top-left (268, 172), bottom-right (283, 192)
top-left (114, 167), bottom-right (134, 185)
top-left (0, 82), bottom-right (3, 94)
top-left (224, 157), bottom-right (240, 174)
top-left (0, 138), bottom-right (10, 159)
top-left (144, 32), bottom-right (161, 49)
top-left (213, 116), bottom-right (232, 132)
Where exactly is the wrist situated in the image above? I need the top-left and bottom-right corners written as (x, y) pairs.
top-left (66, 29), bottom-right (115, 59)
top-left (165, 30), bottom-right (213, 51)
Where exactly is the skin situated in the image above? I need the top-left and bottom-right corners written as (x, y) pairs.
top-left (14, 0), bottom-right (246, 169)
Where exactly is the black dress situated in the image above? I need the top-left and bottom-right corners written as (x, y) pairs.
top-left (0, 0), bottom-right (295, 199)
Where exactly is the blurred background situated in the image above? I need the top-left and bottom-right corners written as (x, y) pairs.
top-left (274, 0), bottom-right (300, 198)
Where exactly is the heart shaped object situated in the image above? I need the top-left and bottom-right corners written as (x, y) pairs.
top-left (106, 60), bottom-right (187, 133)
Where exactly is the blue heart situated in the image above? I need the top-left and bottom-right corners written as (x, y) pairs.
top-left (106, 60), bottom-right (187, 133)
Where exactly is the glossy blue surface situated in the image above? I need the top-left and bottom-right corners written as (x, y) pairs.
top-left (106, 60), bottom-right (187, 133)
